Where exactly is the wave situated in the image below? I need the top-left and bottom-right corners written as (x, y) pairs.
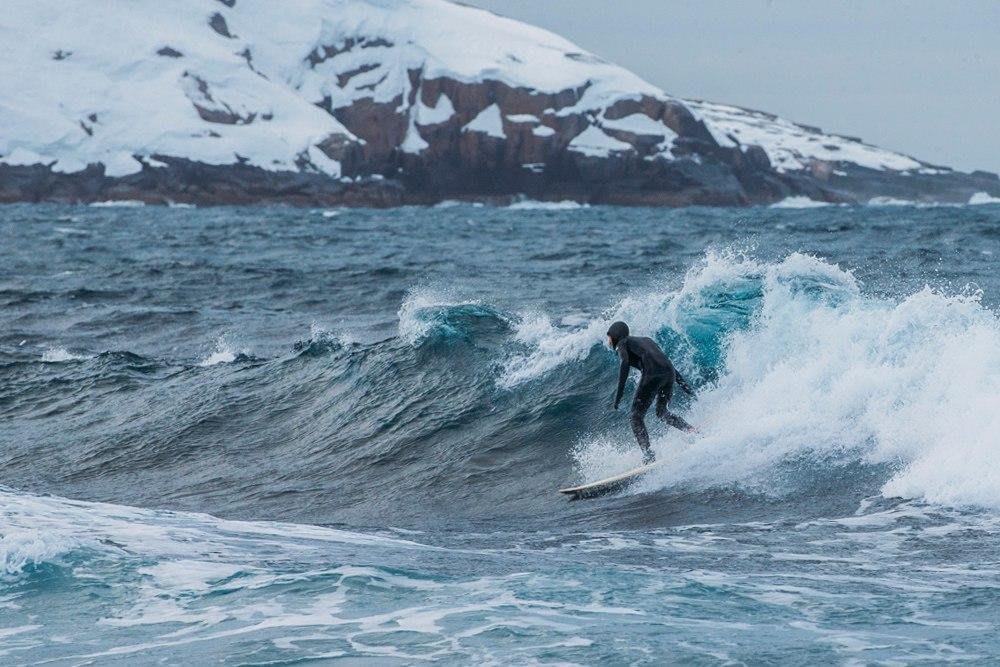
top-left (498, 249), bottom-right (766, 388)
top-left (198, 336), bottom-right (252, 367)
top-left (0, 527), bottom-right (78, 576)
top-left (397, 288), bottom-right (512, 344)
top-left (41, 347), bottom-right (94, 363)
top-left (291, 322), bottom-right (351, 357)
top-left (551, 252), bottom-right (1000, 510)
top-left (9, 251), bottom-right (1000, 520)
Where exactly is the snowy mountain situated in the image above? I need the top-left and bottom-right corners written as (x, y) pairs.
top-left (1, 0), bottom-right (996, 206)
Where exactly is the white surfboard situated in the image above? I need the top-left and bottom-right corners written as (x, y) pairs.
top-left (559, 460), bottom-right (668, 501)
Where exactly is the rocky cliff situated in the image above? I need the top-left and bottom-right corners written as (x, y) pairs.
top-left (1, 0), bottom-right (997, 206)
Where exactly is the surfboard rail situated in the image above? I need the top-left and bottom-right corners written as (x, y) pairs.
top-left (559, 460), bottom-right (667, 501)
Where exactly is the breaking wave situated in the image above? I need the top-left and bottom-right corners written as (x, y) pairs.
top-left (7, 250), bottom-right (1000, 524)
top-left (503, 250), bottom-right (1000, 510)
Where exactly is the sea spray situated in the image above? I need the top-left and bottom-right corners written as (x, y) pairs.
top-left (558, 253), bottom-right (1000, 509)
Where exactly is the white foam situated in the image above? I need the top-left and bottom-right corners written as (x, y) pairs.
top-left (867, 196), bottom-right (920, 206)
top-left (507, 199), bottom-right (588, 211)
top-left (0, 529), bottom-right (77, 575)
top-left (0, 489), bottom-right (433, 566)
top-left (88, 200), bottom-right (146, 208)
top-left (139, 560), bottom-right (244, 592)
top-left (433, 200), bottom-right (458, 208)
top-left (197, 336), bottom-right (244, 367)
top-left (54, 226), bottom-right (89, 236)
top-left (770, 196), bottom-right (832, 209)
top-left (41, 347), bottom-right (92, 362)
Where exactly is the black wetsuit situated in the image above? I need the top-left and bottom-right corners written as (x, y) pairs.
top-left (612, 335), bottom-right (694, 462)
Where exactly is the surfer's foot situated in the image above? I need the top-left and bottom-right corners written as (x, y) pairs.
top-left (642, 451), bottom-right (656, 465)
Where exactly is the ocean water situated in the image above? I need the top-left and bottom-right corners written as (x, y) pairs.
top-left (2, 201), bottom-right (1000, 665)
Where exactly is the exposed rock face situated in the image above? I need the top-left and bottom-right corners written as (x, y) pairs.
top-left (1, 0), bottom-right (997, 207)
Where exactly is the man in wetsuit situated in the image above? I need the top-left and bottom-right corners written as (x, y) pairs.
top-left (607, 321), bottom-right (695, 464)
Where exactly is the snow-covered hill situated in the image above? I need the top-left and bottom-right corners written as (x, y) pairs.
top-left (0, 0), bottom-right (996, 206)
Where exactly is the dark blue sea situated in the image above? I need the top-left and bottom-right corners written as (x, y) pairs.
top-left (2, 200), bottom-right (1000, 664)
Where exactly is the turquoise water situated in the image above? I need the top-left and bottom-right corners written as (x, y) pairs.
top-left (2, 201), bottom-right (1000, 664)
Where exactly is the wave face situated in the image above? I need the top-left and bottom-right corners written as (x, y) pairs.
top-left (3, 202), bottom-right (1000, 662)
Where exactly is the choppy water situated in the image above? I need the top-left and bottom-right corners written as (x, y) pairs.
top-left (2, 200), bottom-right (1000, 664)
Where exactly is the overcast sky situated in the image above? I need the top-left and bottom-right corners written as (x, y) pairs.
top-left (463, 0), bottom-right (1000, 174)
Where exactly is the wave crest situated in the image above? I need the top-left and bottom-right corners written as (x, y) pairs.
top-left (397, 289), bottom-right (511, 345)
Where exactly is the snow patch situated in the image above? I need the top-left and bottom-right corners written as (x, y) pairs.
top-left (686, 100), bottom-right (927, 173)
top-left (52, 156), bottom-right (88, 173)
top-left (0, 0), bottom-right (957, 188)
top-left (415, 93), bottom-right (455, 126)
top-left (969, 192), bottom-right (1000, 205)
top-left (401, 115), bottom-right (429, 154)
top-left (568, 125), bottom-right (633, 157)
top-left (602, 113), bottom-right (677, 142)
top-left (307, 145), bottom-right (341, 176)
top-left (1, 147), bottom-right (50, 167)
top-left (462, 104), bottom-right (505, 139)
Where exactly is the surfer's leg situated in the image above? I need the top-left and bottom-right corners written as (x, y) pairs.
top-left (663, 412), bottom-right (695, 431)
top-left (656, 376), bottom-right (695, 432)
top-left (654, 374), bottom-right (674, 418)
top-left (630, 378), bottom-right (657, 464)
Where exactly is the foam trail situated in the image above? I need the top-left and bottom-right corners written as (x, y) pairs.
top-left (0, 488), bottom-right (433, 568)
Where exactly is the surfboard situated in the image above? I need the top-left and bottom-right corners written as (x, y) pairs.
top-left (559, 460), bottom-right (667, 501)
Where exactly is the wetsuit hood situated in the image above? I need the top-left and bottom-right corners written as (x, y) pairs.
top-left (607, 321), bottom-right (629, 348)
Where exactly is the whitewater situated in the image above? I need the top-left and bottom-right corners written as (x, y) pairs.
top-left (2, 202), bottom-right (1000, 663)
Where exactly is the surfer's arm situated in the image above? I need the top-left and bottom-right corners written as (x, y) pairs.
top-left (612, 346), bottom-right (629, 409)
top-left (675, 370), bottom-right (695, 396)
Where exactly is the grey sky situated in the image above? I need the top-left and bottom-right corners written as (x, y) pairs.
top-left (463, 0), bottom-right (1000, 174)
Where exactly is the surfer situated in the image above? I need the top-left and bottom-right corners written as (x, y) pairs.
top-left (607, 321), bottom-right (695, 464)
